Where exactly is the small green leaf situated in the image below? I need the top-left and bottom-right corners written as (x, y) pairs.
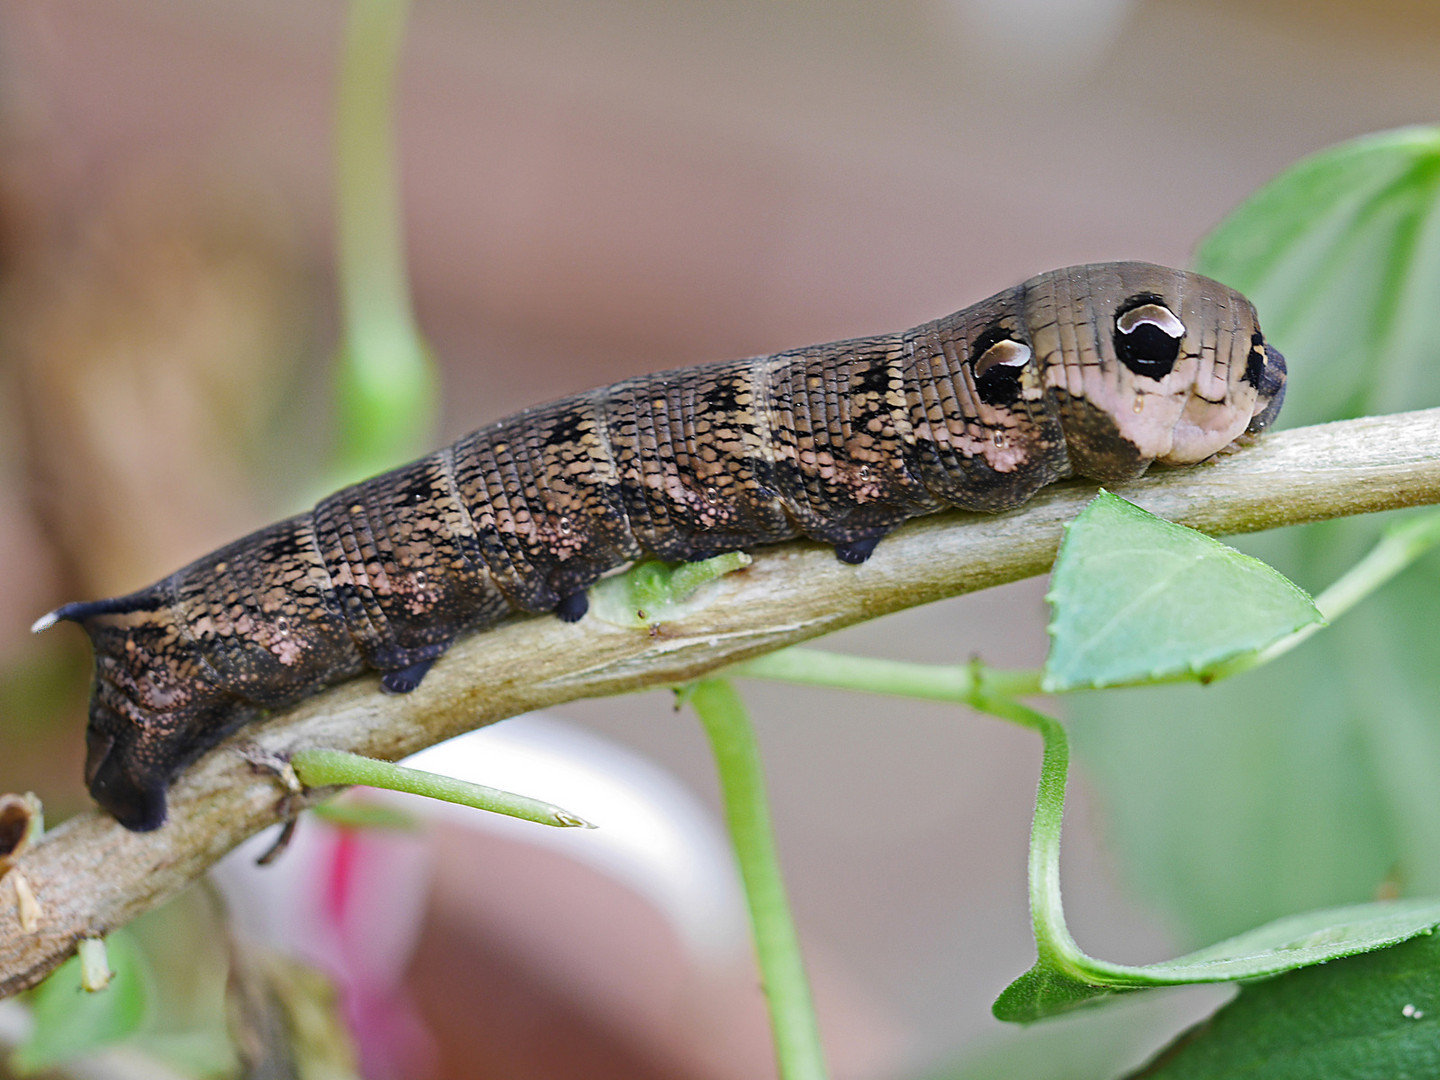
top-left (589, 552), bottom-right (751, 629)
top-left (11, 930), bottom-right (151, 1074)
top-left (1043, 493), bottom-right (1322, 692)
top-left (1129, 925), bottom-right (1440, 1078)
top-left (921, 994), bottom-right (1191, 1080)
top-left (994, 898), bottom-right (1440, 1024)
top-left (994, 963), bottom-right (1133, 1023)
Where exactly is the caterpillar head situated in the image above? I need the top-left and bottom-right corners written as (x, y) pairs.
top-left (1023, 262), bottom-right (1286, 481)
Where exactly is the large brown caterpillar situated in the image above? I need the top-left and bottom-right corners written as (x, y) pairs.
top-left (35, 262), bottom-right (1286, 831)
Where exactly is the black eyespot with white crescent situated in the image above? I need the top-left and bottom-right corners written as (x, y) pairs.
top-left (1114, 295), bottom-right (1184, 380)
top-left (970, 326), bottom-right (1033, 407)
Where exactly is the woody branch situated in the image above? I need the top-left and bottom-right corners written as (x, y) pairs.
top-left (4, 406), bottom-right (1440, 997)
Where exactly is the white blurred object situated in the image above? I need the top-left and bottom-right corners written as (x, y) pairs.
top-left (402, 713), bottom-right (753, 968)
top-left (217, 713), bottom-right (750, 973)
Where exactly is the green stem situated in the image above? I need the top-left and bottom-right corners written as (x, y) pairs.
top-left (731, 651), bottom-right (1082, 975)
top-left (690, 679), bottom-right (829, 1080)
top-left (1212, 507), bottom-right (1440, 678)
top-left (968, 695), bottom-right (1084, 972)
top-left (1315, 509), bottom-right (1440, 621)
top-left (731, 649), bottom-right (1043, 704)
top-left (333, 0), bottom-right (436, 477)
top-left (290, 749), bottom-right (594, 828)
top-left (715, 511), bottom-right (1440, 1015)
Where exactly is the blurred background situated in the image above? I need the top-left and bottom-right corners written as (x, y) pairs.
top-left (1, 1), bottom-right (1438, 1078)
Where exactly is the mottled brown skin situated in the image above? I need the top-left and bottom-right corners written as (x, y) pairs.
top-left (40, 263), bottom-right (1286, 831)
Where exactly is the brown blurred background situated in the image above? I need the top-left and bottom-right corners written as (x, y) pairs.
top-left (1, 1), bottom-right (1438, 1077)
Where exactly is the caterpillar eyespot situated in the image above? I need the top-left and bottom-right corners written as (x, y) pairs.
top-left (34, 261), bottom-right (1286, 831)
top-left (1113, 294), bottom-right (1187, 379)
top-left (973, 339), bottom-right (1032, 377)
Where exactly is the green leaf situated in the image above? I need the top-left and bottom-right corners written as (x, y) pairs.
top-left (1042, 493), bottom-right (1321, 692)
top-left (995, 899), bottom-right (1440, 1023)
top-left (1128, 926), bottom-right (1440, 1079)
top-left (1195, 126), bottom-right (1440, 427)
top-left (11, 930), bottom-right (151, 1074)
top-left (1072, 125), bottom-right (1440, 948)
top-left (589, 552), bottom-right (751, 629)
top-left (992, 702), bottom-right (1440, 1026)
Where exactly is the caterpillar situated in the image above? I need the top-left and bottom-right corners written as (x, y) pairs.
top-left (34, 262), bottom-right (1286, 832)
